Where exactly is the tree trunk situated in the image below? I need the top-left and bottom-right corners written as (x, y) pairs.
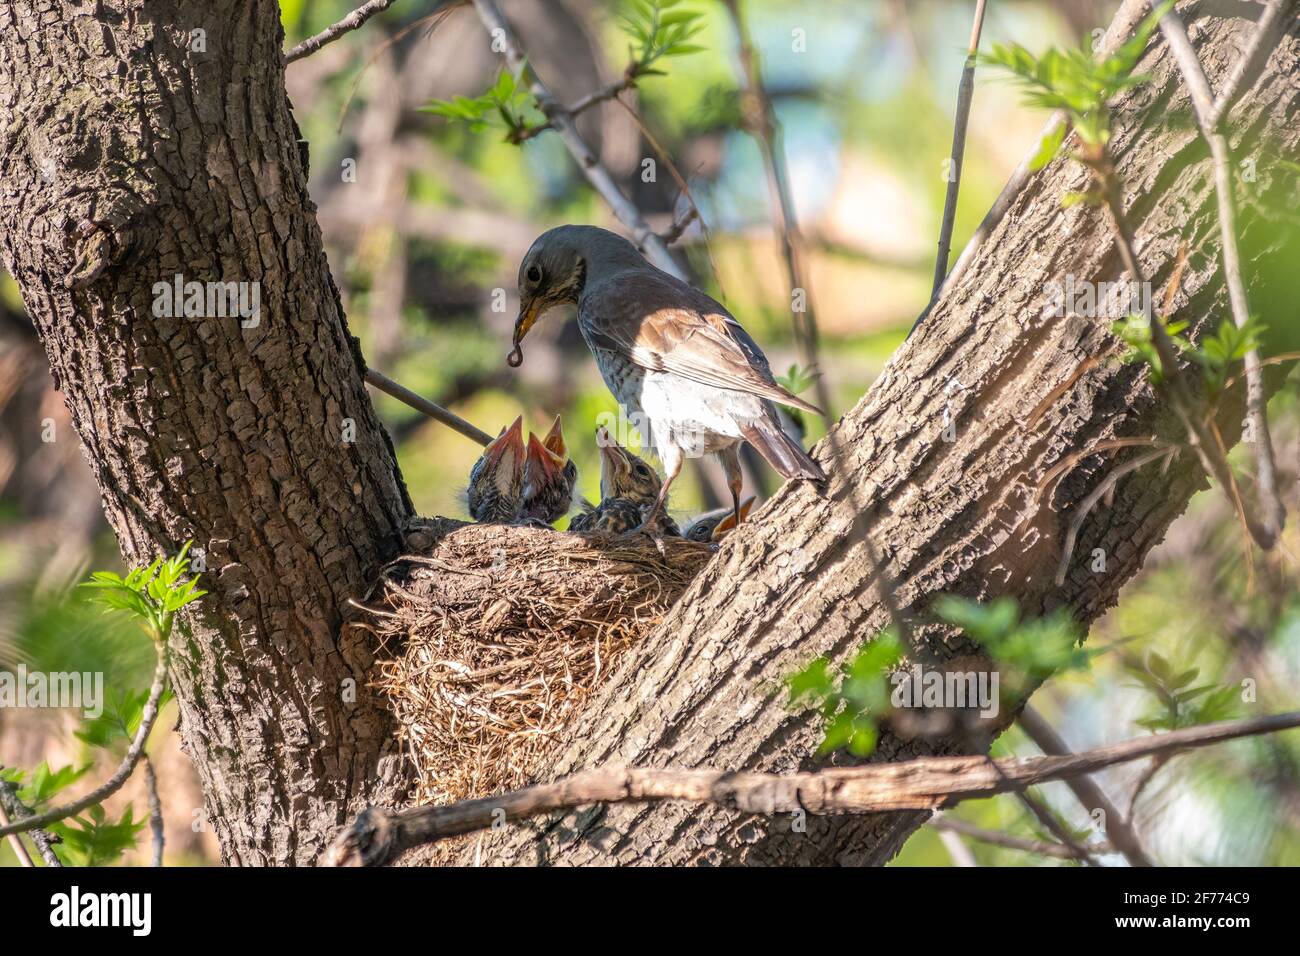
top-left (0, 1), bottom-right (412, 864)
top-left (465, 2), bottom-right (1300, 866)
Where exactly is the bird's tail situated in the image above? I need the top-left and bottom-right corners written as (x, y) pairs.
top-left (741, 415), bottom-right (826, 482)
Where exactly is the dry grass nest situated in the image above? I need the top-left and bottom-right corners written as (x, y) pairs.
top-left (357, 518), bottom-right (715, 806)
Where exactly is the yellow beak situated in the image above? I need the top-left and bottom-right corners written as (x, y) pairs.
top-left (513, 298), bottom-right (541, 348)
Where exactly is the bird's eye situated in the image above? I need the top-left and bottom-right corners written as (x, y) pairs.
top-left (526, 264), bottom-right (542, 284)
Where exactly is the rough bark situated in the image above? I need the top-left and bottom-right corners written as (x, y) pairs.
top-left (461, 2), bottom-right (1300, 866)
top-left (0, 1), bottom-right (412, 864)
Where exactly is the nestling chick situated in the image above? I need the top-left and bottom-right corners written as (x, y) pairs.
top-left (466, 416), bottom-right (525, 523)
top-left (520, 415), bottom-right (578, 525)
top-left (569, 427), bottom-right (680, 536)
top-left (684, 496), bottom-right (756, 542)
top-left (513, 225), bottom-right (825, 534)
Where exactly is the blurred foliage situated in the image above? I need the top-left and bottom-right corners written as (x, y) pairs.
top-left (1, 547), bottom-right (201, 866)
top-left (981, 1), bottom-right (1171, 159)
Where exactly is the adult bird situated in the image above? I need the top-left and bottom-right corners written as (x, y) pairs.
top-left (569, 426), bottom-right (681, 537)
top-left (466, 416), bottom-right (525, 523)
top-left (520, 415), bottom-right (577, 525)
top-left (511, 225), bottom-right (824, 532)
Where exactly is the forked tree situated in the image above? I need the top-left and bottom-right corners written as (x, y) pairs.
top-left (0, 0), bottom-right (1295, 865)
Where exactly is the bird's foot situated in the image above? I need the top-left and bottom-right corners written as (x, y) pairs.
top-left (515, 516), bottom-right (555, 530)
top-left (631, 521), bottom-right (669, 558)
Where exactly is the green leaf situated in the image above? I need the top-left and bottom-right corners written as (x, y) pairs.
top-left (18, 762), bottom-right (89, 807)
top-left (786, 657), bottom-right (833, 704)
top-left (1029, 123), bottom-right (1067, 171)
top-left (50, 805), bottom-right (146, 867)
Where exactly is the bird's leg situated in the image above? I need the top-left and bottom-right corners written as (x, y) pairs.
top-left (719, 445), bottom-right (744, 528)
top-left (636, 447), bottom-right (683, 555)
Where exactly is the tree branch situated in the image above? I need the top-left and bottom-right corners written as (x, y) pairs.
top-left (1153, 1), bottom-right (1286, 546)
top-left (912, 0), bottom-right (1158, 333)
top-left (284, 0), bottom-right (402, 64)
top-left (143, 755), bottom-right (164, 868)
top-left (0, 781), bottom-right (61, 866)
top-left (0, 643), bottom-right (168, 839)
top-left (930, 0), bottom-right (989, 299)
top-left (929, 813), bottom-right (1117, 860)
top-left (364, 367), bottom-right (493, 447)
top-left (326, 711), bottom-right (1300, 866)
top-left (1018, 705), bottom-right (1153, 866)
top-left (469, 0), bottom-right (685, 279)
top-left (1208, 0), bottom-right (1295, 130)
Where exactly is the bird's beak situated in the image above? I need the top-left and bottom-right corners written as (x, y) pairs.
top-left (596, 429), bottom-right (630, 483)
top-left (526, 432), bottom-right (564, 481)
top-left (542, 415), bottom-right (566, 459)
top-left (711, 496), bottom-right (756, 541)
top-left (484, 415), bottom-right (525, 473)
top-left (513, 296), bottom-right (541, 350)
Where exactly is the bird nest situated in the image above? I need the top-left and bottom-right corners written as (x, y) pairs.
top-left (359, 519), bottom-right (714, 809)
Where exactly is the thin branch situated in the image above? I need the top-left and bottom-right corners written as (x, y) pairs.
top-left (0, 781), bottom-right (61, 866)
top-left (722, 0), bottom-right (914, 647)
top-left (285, 0), bottom-right (400, 64)
top-left (0, 646), bottom-right (168, 839)
top-left (337, 6), bottom-right (460, 133)
top-left (514, 72), bottom-right (642, 142)
top-left (1153, 1), bottom-right (1286, 546)
top-left (1056, 445), bottom-right (1177, 585)
top-left (470, 0), bottom-right (686, 280)
top-left (326, 710), bottom-right (1300, 866)
top-left (930, 812), bottom-right (1117, 860)
top-left (143, 755), bottom-right (164, 867)
top-left (1012, 787), bottom-right (1098, 864)
top-left (934, 824), bottom-right (980, 866)
top-left (609, 96), bottom-right (723, 289)
top-left (1018, 705), bottom-right (1152, 865)
top-left (1128, 753), bottom-right (1171, 821)
top-left (912, 0), bottom-right (1158, 334)
top-left (931, 0), bottom-right (989, 299)
top-left (1098, 171), bottom-right (1274, 548)
top-left (1207, 0), bottom-right (1296, 130)
top-left (364, 367), bottom-right (493, 447)
top-left (658, 206), bottom-right (698, 244)
top-left (0, 798), bottom-right (34, 867)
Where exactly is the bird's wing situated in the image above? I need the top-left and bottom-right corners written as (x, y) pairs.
top-left (581, 272), bottom-right (822, 415)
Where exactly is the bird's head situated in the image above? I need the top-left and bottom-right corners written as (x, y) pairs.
top-left (512, 230), bottom-right (587, 366)
top-left (511, 226), bottom-right (643, 366)
top-left (521, 416), bottom-right (577, 523)
top-left (595, 426), bottom-right (661, 504)
top-left (467, 415), bottom-right (525, 521)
